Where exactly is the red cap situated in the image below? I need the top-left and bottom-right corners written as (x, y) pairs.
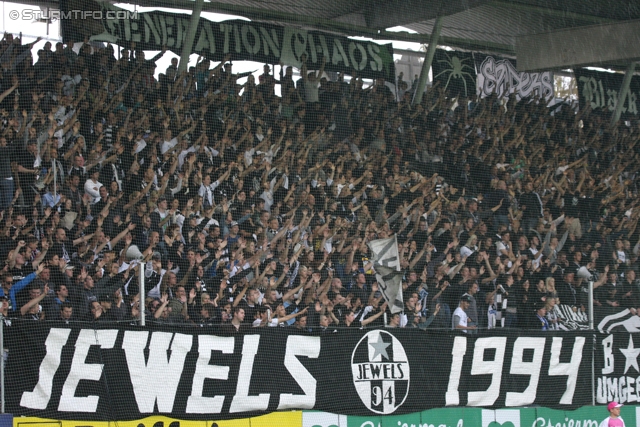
top-left (608, 402), bottom-right (623, 411)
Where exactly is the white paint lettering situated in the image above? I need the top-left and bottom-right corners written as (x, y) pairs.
top-left (548, 337), bottom-right (584, 404)
top-left (445, 336), bottom-right (466, 406)
top-left (277, 335), bottom-right (320, 410)
top-left (186, 335), bottom-right (234, 413)
top-left (229, 335), bottom-right (270, 413)
top-left (505, 337), bottom-right (545, 406)
top-left (260, 27), bottom-right (280, 57)
top-left (601, 335), bottom-right (614, 374)
top-left (467, 337), bottom-right (506, 406)
top-left (58, 329), bottom-right (118, 412)
top-left (20, 328), bottom-right (71, 410)
top-left (122, 331), bottom-right (191, 413)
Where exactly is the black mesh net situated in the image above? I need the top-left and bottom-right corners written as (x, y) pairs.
top-left (0, 2), bottom-right (638, 422)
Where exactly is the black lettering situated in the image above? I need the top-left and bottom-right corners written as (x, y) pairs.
top-left (396, 363), bottom-right (404, 379)
top-left (370, 364), bottom-right (381, 379)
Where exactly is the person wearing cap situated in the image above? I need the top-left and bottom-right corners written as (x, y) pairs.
top-left (226, 220), bottom-right (240, 246)
top-left (601, 402), bottom-right (625, 427)
top-left (98, 293), bottom-right (116, 318)
top-left (452, 294), bottom-right (476, 333)
top-left (463, 281), bottom-right (480, 332)
top-left (531, 302), bottom-right (550, 330)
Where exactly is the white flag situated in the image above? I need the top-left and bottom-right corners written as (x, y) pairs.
top-left (368, 236), bottom-right (404, 314)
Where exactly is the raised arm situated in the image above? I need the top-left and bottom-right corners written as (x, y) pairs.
top-left (360, 302), bottom-right (388, 326)
top-left (275, 306), bottom-right (309, 324)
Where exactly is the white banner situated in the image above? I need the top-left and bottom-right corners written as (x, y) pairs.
top-left (368, 237), bottom-right (404, 314)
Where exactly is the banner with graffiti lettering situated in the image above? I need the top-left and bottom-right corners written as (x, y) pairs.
top-left (474, 54), bottom-right (554, 100)
top-left (595, 322), bottom-right (640, 406)
top-left (432, 49), bottom-right (476, 98)
top-left (59, 0), bottom-right (395, 81)
top-left (574, 69), bottom-right (640, 117)
top-left (595, 334), bottom-right (637, 406)
top-left (6, 322), bottom-right (592, 421)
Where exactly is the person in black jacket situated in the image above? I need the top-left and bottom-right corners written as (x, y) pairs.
top-left (486, 180), bottom-right (511, 232)
top-left (519, 181), bottom-right (543, 235)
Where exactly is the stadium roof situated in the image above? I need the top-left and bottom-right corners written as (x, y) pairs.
top-left (19, 0), bottom-right (640, 70)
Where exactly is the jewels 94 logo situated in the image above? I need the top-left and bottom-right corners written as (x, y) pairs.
top-left (351, 330), bottom-right (410, 415)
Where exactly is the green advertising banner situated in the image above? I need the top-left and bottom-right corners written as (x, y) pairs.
top-left (302, 406), bottom-right (638, 427)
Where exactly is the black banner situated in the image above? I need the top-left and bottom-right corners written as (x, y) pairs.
top-left (432, 50), bottom-right (476, 98)
top-left (5, 323), bottom-right (593, 420)
top-left (595, 331), bottom-right (640, 406)
top-left (574, 68), bottom-right (640, 117)
top-left (60, 0), bottom-right (395, 81)
top-left (474, 54), bottom-right (554, 100)
top-left (595, 310), bottom-right (640, 405)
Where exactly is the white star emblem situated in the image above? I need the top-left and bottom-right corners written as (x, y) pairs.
top-left (369, 334), bottom-right (390, 361)
top-left (620, 335), bottom-right (640, 374)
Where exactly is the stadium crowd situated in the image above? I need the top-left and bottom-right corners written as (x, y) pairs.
top-left (0, 34), bottom-right (638, 332)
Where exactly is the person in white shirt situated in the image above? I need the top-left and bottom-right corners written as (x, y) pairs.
top-left (161, 123), bottom-right (197, 155)
top-left (160, 129), bottom-right (178, 155)
top-left (301, 54), bottom-right (326, 103)
top-left (601, 402), bottom-right (625, 427)
top-left (496, 231), bottom-right (514, 259)
top-left (253, 303), bottom-right (308, 327)
top-left (198, 168), bottom-right (232, 208)
top-left (84, 167), bottom-right (103, 204)
top-left (452, 295), bottom-right (476, 333)
top-left (460, 235), bottom-right (477, 258)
